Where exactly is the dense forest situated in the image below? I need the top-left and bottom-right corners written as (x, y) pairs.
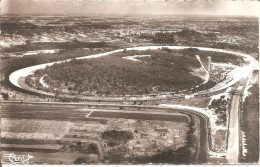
top-left (241, 81), bottom-right (259, 163)
top-left (2, 40), bottom-right (107, 53)
top-left (31, 49), bottom-right (205, 96)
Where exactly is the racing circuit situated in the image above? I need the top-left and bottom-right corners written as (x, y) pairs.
top-left (8, 46), bottom-right (258, 163)
top-left (9, 46), bottom-right (258, 101)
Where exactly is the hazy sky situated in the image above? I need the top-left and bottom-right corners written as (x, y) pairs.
top-left (0, 0), bottom-right (259, 16)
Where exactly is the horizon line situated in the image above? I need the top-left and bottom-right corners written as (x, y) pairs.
top-left (0, 13), bottom-right (258, 17)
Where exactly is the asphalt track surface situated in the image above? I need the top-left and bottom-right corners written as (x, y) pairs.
top-left (227, 95), bottom-right (240, 163)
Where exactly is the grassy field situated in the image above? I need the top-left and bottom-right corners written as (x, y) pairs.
top-left (211, 130), bottom-right (227, 152)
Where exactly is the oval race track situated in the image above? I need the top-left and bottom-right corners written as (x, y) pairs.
top-left (9, 45), bottom-right (257, 102)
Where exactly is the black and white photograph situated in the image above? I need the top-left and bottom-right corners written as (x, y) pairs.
top-left (0, 0), bottom-right (259, 165)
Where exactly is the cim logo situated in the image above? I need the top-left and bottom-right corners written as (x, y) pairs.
top-left (4, 152), bottom-right (33, 164)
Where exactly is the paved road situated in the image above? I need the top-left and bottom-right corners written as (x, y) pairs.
top-left (227, 95), bottom-right (240, 163)
top-left (227, 69), bottom-right (256, 163)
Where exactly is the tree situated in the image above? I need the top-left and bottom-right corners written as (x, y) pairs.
top-left (145, 87), bottom-right (150, 94)
top-left (74, 158), bottom-right (86, 164)
top-left (1, 92), bottom-right (9, 100)
top-left (25, 39), bottom-right (31, 45)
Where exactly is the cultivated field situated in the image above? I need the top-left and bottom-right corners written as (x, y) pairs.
top-left (1, 103), bottom-right (198, 164)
